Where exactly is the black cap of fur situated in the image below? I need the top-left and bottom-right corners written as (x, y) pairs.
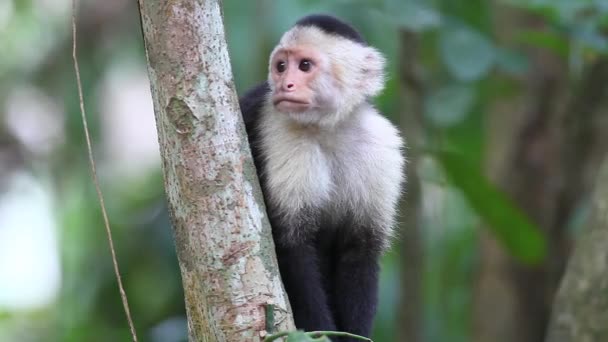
top-left (295, 14), bottom-right (367, 45)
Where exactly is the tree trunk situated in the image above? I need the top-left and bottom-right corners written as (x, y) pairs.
top-left (546, 159), bottom-right (608, 342)
top-left (137, 1), bottom-right (295, 340)
top-left (475, 6), bottom-right (566, 340)
top-left (475, 47), bottom-right (567, 342)
top-left (396, 29), bottom-right (425, 342)
top-left (475, 3), bottom-right (608, 342)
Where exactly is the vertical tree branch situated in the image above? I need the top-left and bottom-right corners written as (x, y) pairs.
top-left (546, 159), bottom-right (608, 342)
top-left (137, 1), bottom-right (295, 340)
top-left (396, 29), bottom-right (425, 342)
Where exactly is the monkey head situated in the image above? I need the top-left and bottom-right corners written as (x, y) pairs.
top-left (266, 16), bottom-right (386, 127)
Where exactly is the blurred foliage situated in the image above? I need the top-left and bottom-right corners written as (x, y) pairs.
top-left (436, 150), bottom-right (546, 264)
top-left (0, 0), bottom-right (606, 341)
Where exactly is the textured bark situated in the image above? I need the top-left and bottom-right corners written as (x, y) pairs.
top-left (396, 29), bottom-right (424, 342)
top-left (137, 1), bottom-right (295, 340)
top-left (545, 160), bottom-right (608, 342)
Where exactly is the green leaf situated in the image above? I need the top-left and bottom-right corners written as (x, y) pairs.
top-left (286, 331), bottom-right (331, 341)
top-left (435, 150), bottom-right (547, 265)
top-left (425, 83), bottom-right (476, 127)
top-left (515, 30), bottom-right (570, 58)
top-left (439, 25), bottom-right (496, 81)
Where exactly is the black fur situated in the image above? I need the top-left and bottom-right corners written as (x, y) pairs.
top-left (239, 82), bottom-right (269, 176)
top-left (295, 14), bottom-right (367, 45)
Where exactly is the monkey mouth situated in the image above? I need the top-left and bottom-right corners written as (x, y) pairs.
top-left (273, 96), bottom-right (309, 105)
top-left (273, 96), bottom-right (310, 112)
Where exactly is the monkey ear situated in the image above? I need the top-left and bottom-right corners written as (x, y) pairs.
top-left (360, 48), bottom-right (386, 97)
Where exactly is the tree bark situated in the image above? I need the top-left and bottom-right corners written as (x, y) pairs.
top-left (137, 1), bottom-right (295, 340)
top-left (546, 159), bottom-right (608, 342)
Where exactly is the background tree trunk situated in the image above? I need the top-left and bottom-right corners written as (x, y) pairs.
top-left (474, 3), bottom-right (608, 342)
top-left (137, 1), bottom-right (295, 340)
top-left (546, 159), bottom-right (608, 342)
top-left (396, 29), bottom-right (425, 342)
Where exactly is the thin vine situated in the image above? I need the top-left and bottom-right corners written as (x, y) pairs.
top-left (71, 1), bottom-right (138, 341)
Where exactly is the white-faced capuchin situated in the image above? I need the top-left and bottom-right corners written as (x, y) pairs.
top-left (239, 14), bottom-right (405, 340)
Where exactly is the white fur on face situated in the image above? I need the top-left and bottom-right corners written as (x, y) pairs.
top-left (268, 26), bottom-right (386, 128)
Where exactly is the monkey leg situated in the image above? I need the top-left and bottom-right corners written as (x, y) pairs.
top-left (332, 230), bottom-right (381, 340)
top-left (275, 242), bottom-right (337, 332)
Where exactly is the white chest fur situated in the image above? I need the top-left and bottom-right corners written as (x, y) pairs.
top-left (259, 104), bottom-right (405, 237)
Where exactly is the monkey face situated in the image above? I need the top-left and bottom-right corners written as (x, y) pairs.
top-left (269, 46), bottom-right (327, 114)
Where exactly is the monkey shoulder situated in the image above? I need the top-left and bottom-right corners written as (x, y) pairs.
top-left (239, 82), bottom-right (271, 166)
top-left (357, 108), bottom-right (403, 153)
top-left (335, 107), bottom-right (405, 236)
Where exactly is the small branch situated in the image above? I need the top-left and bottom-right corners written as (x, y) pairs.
top-left (263, 330), bottom-right (373, 342)
top-left (71, 1), bottom-right (138, 341)
top-left (265, 302), bottom-right (276, 334)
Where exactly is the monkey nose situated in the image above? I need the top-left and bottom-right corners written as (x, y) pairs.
top-left (285, 83), bottom-right (295, 90)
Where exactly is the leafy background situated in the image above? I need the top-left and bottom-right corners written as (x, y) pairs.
top-left (0, 0), bottom-right (607, 341)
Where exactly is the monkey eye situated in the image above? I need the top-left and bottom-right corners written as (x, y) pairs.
top-left (276, 61), bottom-right (286, 73)
top-left (299, 59), bottom-right (312, 72)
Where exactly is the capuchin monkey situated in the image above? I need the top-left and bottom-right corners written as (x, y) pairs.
top-left (239, 14), bottom-right (404, 340)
